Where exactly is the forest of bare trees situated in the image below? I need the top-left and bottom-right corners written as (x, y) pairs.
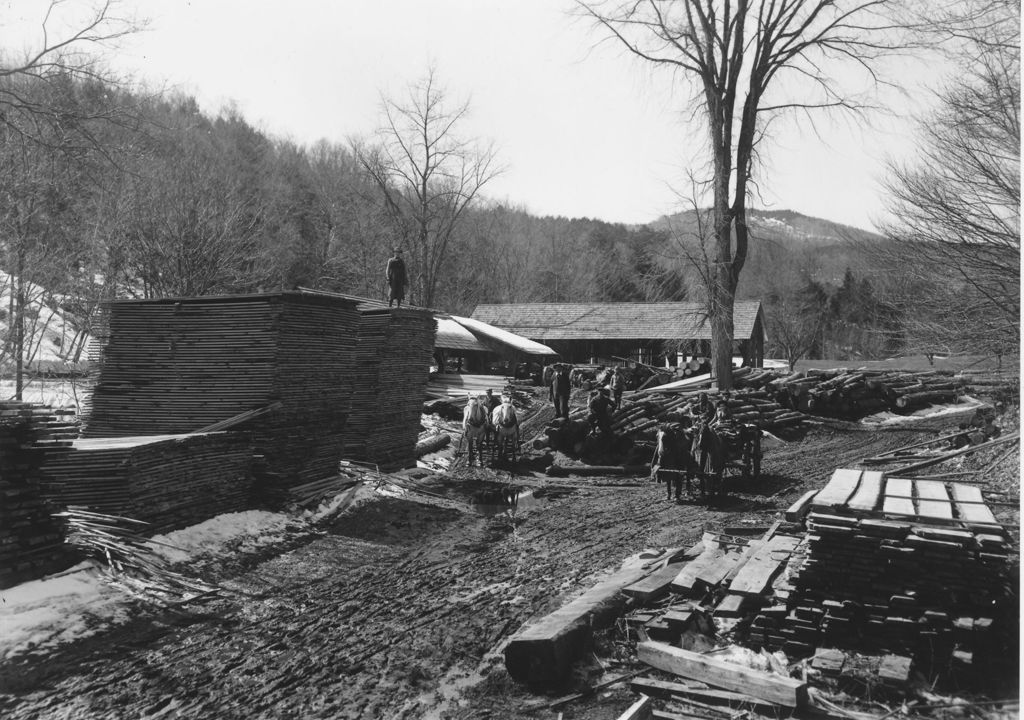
top-left (0, 1), bottom-right (1018, 394)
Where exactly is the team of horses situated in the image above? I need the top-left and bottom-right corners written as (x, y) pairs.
top-left (651, 418), bottom-right (761, 502)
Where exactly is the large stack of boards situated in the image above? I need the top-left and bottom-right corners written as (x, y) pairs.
top-left (83, 292), bottom-right (359, 493)
top-left (40, 433), bottom-right (254, 535)
top-left (749, 469), bottom-right (1014, 675)
top-left (347, 306), bottom-right (437, 470)
top-left (0, 403), bottom-right (77, 588)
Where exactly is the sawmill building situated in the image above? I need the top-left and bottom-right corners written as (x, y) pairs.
top-left (470, 301), bottom-right (766, 368)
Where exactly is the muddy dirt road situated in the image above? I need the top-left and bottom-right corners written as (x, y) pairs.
top-left (0, 412), bottom-right (1005, 719)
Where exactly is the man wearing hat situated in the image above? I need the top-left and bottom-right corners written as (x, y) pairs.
top-left (386, 247), bottom-right (408, 307)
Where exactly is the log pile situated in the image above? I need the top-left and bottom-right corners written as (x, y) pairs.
top-left (83, 292), bottom-right (359, 493)
top-left (347, 308), bottom-right (436, 471)
top-left (769, 368), bottom-right (971, 416)
top-left (40, 432), bottom-right (255, 535)
top-left (0, 403), bottom-right (78, 589)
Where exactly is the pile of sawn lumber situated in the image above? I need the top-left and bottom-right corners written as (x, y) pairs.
top-left (752, 469), bottom-right (1016, 673)
top-left (347, 307), bottom-right (436, 471)
top-left (0, 403), bottom-right (77, 588)
top-left (83, 292), bottom-right (359, 493)
top-left (40, 433), bottom-right (254, 535)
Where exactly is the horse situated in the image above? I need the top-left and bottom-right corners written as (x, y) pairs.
top-left (651, 422), bottom-right (698, 501)
top-left (462, 398), bottom-right (489, 467)
top-left (491, 401), bottom-right (520, 463)
top-left (691, 420), bottom-right (729, 500)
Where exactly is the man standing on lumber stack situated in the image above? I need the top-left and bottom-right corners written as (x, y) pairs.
top-left (385, 247), bottom-right (408, 308)
top-left (550, 364), bottom-right (571, 419)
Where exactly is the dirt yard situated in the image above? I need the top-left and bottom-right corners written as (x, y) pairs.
top-left (0, 388), bottom-right (1017, 719)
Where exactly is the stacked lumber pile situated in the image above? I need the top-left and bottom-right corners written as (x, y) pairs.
top-left (424, 373), bottom-right (510, 400)
top-left (0, 403), bottom-right (77, 588)
top-left (83, 292), bottom-right (359, 492)
top-left (750, 469), bottom-right (1014, 673)
top-left (347, 308), bottom-right (436, 471)
top-left (40, 432), bottom-right (254, 535)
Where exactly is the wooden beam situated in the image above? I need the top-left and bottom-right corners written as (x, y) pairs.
top-left (637, 642), bottom-right (808, 708)
top-left (504, 550), bottom-right (679, 687)
top-left (892, 433), bottom-right (1019, 474)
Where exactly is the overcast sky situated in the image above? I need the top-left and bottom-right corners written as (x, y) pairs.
top-left (9, 0), bottom-right (947, 231)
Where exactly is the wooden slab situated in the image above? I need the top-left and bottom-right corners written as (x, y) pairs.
top-left (885, 477), bottom-right (913, 498)
top-left (950, 483), bottom-right (999, 524)
top-left (784, 490), bottom-right (817, 522)
top-left (638, 641), bottom-right (807, 708)
top-left (882, 495), bottom-right (915, 516)
top-left (846, 470), bottom-right (884, 512)
top-left (630, 677), bottom-right (777, 707)
top-left (811, 648), bottom-right (846, 675)
top-left (670, 534), bottom-right (727, 593)
top-left (714, 593), bottom-right (748, 617)
top-left (811, 469), bottom-right (861, 510)
top-left (623, 562), bottom-right (687, 602)
top-left (616, 694), bottom-right (653, 720)
top-left (728, 535), bottom-right (801, 597)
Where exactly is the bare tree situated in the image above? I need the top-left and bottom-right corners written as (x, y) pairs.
top-left (0, 0), bottom-right (141, 148)
top-left (577, 0), bottom-right (906, 388)
top-left (880, 0), bottom-right (1019, 359)
top-left (357, 68), bottom-right (501, 309)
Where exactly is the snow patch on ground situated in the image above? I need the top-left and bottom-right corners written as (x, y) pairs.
top-left (147, 510), bottom-right (298, 564)
top-left (0, 562), bottom-right (131, 662)
top-left (865, 396), bottom-right (985, 427)
top-left (1, 484), bottom-right (380, 662)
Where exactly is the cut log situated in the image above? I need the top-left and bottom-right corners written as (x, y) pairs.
top-left (414, 433), bottom-right (451, 457)
top-left (637, 641), bottom-right (808, 708)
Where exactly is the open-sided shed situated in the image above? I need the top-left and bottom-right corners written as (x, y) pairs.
top-left (470, 301), bottom-right (766, 367)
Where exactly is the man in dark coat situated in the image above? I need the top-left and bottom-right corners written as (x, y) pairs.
top-left (386, 248), bottom-right (408, 307)
top-left (588, 387), bottom-right (614, 436)
top-left (550, 364), bottom-right (571, 419)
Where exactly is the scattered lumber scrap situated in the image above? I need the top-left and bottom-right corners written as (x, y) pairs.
top-left (637, 642), bottom-right (808, 707)
top-left (504, 548), bottom-right (682, 687)
top-left (40, 432), bottom-right (254, 535)
top-left (84, 292), bottom-right (361, 494)
top-left (58, 507), bottom-right (220, 602)
top-left (0, 403), bottom-right (78, 588)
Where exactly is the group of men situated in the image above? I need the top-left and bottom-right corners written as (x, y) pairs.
top-left (547, 363), bottom-right (628, 437)
top-left (461, 389), bottom-right (521, 467)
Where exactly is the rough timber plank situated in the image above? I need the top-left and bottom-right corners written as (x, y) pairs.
top-left (505, 551), bottom-right (678, 686)
top-left (728, 535), bottom-right (801, 597)
top-left (616, 694), bottom-right (653, 720)
top-left (637, 641), bottom-right (807, 708)
top-left (670, 534), bottom-right (723, 593)
top-left (784, 490), bottom-right (817, 522)
top-left (846, 470), bottom-right (884, 513)
top-left (882, 495), bottom-right (916, 516)
top-left (630, 677), bottom-right (777, 707)
top-left (950, 483), bottom-right (998, 524)
top-left (885, 477), bottom-right (913, 498)
top-left (914, 479), bottom-right (953, 520)
top-left (623, 562), bottom-right (687, 602)
top-left (811, 469), bottom-right (861, 510)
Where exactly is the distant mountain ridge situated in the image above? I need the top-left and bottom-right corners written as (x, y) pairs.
top-left (651, 207), bottom-right (882, 246)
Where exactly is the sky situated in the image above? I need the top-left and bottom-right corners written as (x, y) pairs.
top-left (5, 0), bottom-right (949, 231)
